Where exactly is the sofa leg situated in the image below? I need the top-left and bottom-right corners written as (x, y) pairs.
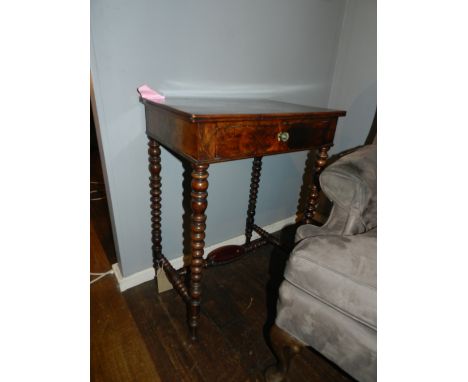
top-left (265, 324), bottom-right (304, 382)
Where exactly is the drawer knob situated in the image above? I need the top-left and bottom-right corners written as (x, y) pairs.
top-left (277, 131), bottom-right (289, 142)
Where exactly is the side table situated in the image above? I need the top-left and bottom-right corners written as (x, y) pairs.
top-left (142, 97), bottom-right (346, 340)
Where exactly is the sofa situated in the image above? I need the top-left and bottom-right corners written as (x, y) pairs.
top-left (265, 144), bottom-right (377, 382)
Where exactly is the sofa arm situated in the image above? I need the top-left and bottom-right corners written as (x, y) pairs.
top-left (321, 145), bottom-right (376, 216)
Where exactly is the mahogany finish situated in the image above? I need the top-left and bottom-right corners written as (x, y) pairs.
top-left (188, 163), bottom-right (209, 340)
top-left (144, 97), bottom-right (345, 163)
top-left (243, 237), bottom-right (269, 252)
top-left (245, 156), bottom-right (263, 244)
top-left (143, 97), bottom-right (346, 340)
top-left (207, 155), bottom-right (264, 266)
top-left (252, 224), bottom-right (282, 247)
top-left (148, 138), bottom-right (190, 303)
top-left (304, 146), bottom-right (330, 224)
top-left (205, 244), bottom-right (246, 267)
top-left (148, 139), bottom-right (163, 268)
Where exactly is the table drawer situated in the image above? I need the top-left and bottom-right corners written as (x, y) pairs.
top-left (281, 119), bottom-right (332, 149)
top-left (215, 118), bottom-right (335, 160)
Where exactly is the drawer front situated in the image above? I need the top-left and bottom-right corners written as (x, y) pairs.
top-left (215, 119), bottom-right (335, 160)
top-left (215, 121), bottom-right (279, 159)
top-left (281, 119), bottom-right (332, 150)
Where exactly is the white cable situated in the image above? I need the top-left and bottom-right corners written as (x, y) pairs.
top-left (90, 189), bottom-right (106, 201)
top-left (90, 269), bottom-right (113, 285)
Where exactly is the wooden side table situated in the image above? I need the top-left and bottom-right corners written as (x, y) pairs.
top-left (142, 97), bottom-right (346, 340)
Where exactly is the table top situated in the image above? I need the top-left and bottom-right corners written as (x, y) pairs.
top-left (142, 97), bottom-right (346, 122)
top-left (143, 97), bottom-right (346, 163)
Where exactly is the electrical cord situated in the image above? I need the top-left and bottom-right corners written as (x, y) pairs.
top-left (90, 180), bottom-right (112, 283)
top-left (90, 269), bottom-right (114, 285)
top-left (90, 189), bottom-right (106, 201)
top-left (90, 181), bottom-right (106, 201)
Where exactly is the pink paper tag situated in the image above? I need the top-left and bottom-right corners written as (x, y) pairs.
top-left (137, 84), bottom-right (165, 102)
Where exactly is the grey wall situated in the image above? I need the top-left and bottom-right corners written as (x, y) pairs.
top-left (91, 0), bottom-right (348, 276)
top-left (328, 0), bottom-right (377, 154)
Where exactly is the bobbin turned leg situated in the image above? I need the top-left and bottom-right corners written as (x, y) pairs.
top-left (189, 163), bottom-right (209, 340)
top-left (245, 156), bottom-right (263, 244)
top-left (304, 146), bottom-right (330, 224)
top-left (205, 156), bottom-right (265, 266)
top-left (148, 138), bottom-right (190, 302)
top-left (148, 138), bottom-right (163, 268)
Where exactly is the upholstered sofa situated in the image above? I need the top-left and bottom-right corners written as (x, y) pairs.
top-left (266, 144), bottom-right (377, 382)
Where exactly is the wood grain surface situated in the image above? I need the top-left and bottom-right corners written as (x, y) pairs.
top-left (143, 97), bottom-right (345, 163)
top-left (91, 223), bottom-right (162, 382)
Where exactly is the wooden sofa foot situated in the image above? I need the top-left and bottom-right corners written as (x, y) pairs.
top-left (265, 324), bottom-right (304, 382)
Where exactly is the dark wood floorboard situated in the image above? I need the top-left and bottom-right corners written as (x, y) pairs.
top-left (91, 137), bottom-right (355, 381)
top-left (124, 281), bottom-right (206, 382)
top-left (92, 219), bottom-right (355, 380)
top-left (123, 234), bottom-right (355, 382)
top-left (91, 223), bottom-right (162, 382)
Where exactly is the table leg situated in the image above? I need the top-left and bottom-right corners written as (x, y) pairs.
top-left (148, 138), bottom-right (163, 268)
top-left (148, 138), bottom-right (191, 302)
top-left (189, 163), bottom-right (209, 340)
top-left (245, 156), bottom-right (263, 244)
top-left (304, 146), bottom-right (330, 224)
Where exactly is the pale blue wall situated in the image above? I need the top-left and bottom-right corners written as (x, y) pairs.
top-left (328, 0), bottom-right (377, 154)
top-left (91, 0), bottom-right (348, 276)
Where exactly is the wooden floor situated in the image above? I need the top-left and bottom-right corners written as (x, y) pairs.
top-left (91, 222), bottom-right (162, 382)
top-left (90, 148), bottom-right (354, 381)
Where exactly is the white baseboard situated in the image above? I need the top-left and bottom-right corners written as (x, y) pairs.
top-left (111, 263), bottom-right (154, 292)
top-left (112, 215), bottom-right (296, 292)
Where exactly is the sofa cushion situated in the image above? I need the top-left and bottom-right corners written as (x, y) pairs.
top-left (276, 282), bottom-right (377, 382)
top-left (295, 221), bottom-right (345, 242)
top-left (284, 228), bottom-right (377, 330)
